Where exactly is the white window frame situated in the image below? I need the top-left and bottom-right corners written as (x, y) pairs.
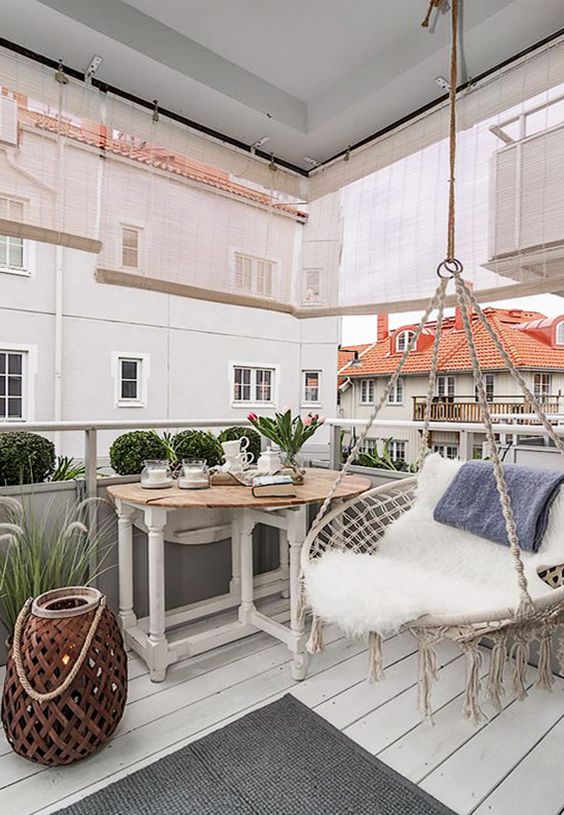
top-left (0, 195), bottom-right (33, 277)
top-left (556, 322), bottom-right (564, 345)
top-left (533, 372), bottom-right (552, 400)
top-left (231, 249), bottom-right (276, 299)
top-left (111, 352), bottom-right (150, 408)
top-left (0, 342), bottom-right (37, 421)
top-left (303, 268), bottom-right (323, 305)
top-left (433, 443), bottom-right (459, 459)
top-left (119, 224), bottom-right (143, 270)
top-left (388, 378), bottom-right (404, 404)
top-left (361, 438), bottom-right (378, 453)
top-left (436, 375), bottom-right (455, 398)
top-left (359, 379), bottom-right (375, 404)
top-left (395, 330), bottom-right (415, 353)
top-left (389, 440), bottom-right (406, 462)
top-left (229, 361), bottom-right (279, 408)
top-left (302, 370), bottom-right (321, 407)
top-left (484, 373), bottom-right (495, 402)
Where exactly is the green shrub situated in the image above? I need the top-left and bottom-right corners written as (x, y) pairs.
top-left (0, 432), bottom-right (55, 485)
top-left (217, 426), bottom-right (261, 464)
top-left (172, 430), bottom-right (223, 467)
top-left (109, 431), bottom-right (168, 475)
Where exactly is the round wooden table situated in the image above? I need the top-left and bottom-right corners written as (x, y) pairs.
top-left (107, 469), bottom-right (370, 681)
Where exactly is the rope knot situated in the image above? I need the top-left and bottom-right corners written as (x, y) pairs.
top-left (421, 0), bottom-right (446, 28)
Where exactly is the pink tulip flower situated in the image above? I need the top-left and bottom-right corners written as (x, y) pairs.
top-left (247, 412), bottom-right (258, 422)
top-left (303, 415), bottom-right (313, 427)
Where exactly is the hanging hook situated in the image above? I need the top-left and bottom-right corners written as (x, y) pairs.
top-left (152, 99), bottom-right (159, 123)
top-left (344, 145), bottom-right (351, 162)
top-left (269, 153), bottom-right (278, 172)
top-left (54, 59), bottom-right (69, 85)
top-left (437, 258), bottom-right (463, 279)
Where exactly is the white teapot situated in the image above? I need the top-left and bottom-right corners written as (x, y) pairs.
top-left (256, 446), bottom-right (282, 476)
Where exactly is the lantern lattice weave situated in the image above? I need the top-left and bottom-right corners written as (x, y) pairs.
top-left (1, 587), bottom-right (127, 766)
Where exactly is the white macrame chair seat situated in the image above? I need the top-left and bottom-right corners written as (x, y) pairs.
top-left (301, 475), bottom-right (564, 720)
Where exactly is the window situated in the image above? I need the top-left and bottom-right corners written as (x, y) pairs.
top-left (112, 352), bottom-right (149, 407)
top-left (557, 322), bottom-right (564, 345)
top-left (433, 444), bottom-right (459, 459)
top-left (484, 373), bottom-right (495, 402)
top-left (475, 373), bottom-right (495, 402)
top-left (0, 196), bottom-right (26, 274)
top-left (121, 226), bottom-right (140, 268)
top-left (361, 438), bottom-right (378, 453)
top-left (302, 371), bottom-right (321, 405)
top-left (232, 365), bottom-right (275, 404)
top-left (396, 330), bottom-right (415, 353)
top-left (388, 378), bottom-right (403, 404)
top-left (0, 351), bottom-right (24, 419)
top-left (234, 253), bottom-right (274, 297)
top-left (303, 269), bottom-right (321, 304)
top-left (436, 375), bottom-right (455, 399)
top-left (533, 372), bottom-right (551, 400)
top-left (119, 358), bottom-right (140, 401)
top-left (360, 379), bottom-right (375, 404)
top-left (389, 440), bottom-right (406, 462)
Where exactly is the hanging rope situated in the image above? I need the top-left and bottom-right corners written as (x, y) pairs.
top-left (454, 276), bottom-right (535, 618)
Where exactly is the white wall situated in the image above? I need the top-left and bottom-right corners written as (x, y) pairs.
top-left (0, 241), bottom-right (338, 460)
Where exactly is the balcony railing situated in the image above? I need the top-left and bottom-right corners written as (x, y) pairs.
top-left (412, 395), bottom-right (562, 423)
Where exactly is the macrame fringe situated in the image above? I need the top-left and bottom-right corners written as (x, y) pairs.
top-left (536, 631), bottom-right (554, 691)
top-left (487, 633), bottom-right (507, 711)
top-left (461, 641), bottom-right (485, 722)
top-left (417, 634), bottom-right (440, 720)
top-left (368, 631), bottom-right (385, 683)
top-left (306, 615), bottom-right (325, 654)
top-left (510, 636), bottom-right (530, 700)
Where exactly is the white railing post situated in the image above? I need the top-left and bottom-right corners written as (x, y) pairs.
top-left (459, 429), bottom-right (474, 461)
top-left (329, 423), bottom-right (341, 471)
top-left (84, 427), bottom-right (98, 584)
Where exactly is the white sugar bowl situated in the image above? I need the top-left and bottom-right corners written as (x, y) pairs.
top-left (256, 446), bottom-right (282, 476)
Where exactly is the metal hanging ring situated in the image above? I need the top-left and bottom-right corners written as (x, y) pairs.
top-left (437, 258), bottom-right (464, 279)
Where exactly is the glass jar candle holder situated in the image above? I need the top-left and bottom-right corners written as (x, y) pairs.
top-left (178, 458), bottom-right (210, 489)
top-left (141, 459), bottom-right (173, 489)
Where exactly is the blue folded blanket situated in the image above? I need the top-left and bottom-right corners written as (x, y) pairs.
top-left (433, 460), bottom-right (564, 552)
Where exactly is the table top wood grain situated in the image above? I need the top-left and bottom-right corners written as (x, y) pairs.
top-left (106, 469), bottom-right (370, 510)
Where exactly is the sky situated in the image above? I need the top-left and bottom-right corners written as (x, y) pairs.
top-left (341, 293), bottom-right (564, 345)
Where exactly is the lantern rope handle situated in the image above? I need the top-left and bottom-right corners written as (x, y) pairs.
top-left (12, 596), bottom-right (106, 703)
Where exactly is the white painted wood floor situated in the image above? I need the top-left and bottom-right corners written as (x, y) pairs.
top-left (2, 598), bottom-right (564, 815)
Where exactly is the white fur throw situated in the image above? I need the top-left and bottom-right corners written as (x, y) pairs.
top-left (306, 454), bottom-right (564, 637)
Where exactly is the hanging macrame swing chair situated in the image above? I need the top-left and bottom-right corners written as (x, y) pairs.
top-left (300, 0), bottom-right (564, 721)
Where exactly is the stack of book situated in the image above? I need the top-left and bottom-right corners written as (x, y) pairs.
top-left (251, 474), bottom-right (297, 498)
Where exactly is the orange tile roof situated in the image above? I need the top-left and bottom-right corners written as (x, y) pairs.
top-left (338, 344), bottom-right (371, 385)
top-left (19, 108), bottom-right (308, 220)
top-left (341, 308), bottom-right (564, 378)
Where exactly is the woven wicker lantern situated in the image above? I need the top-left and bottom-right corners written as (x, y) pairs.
top-left (1, 586), bottom-right (127, 766)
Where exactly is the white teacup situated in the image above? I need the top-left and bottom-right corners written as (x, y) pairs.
top-left (221, 437), bottom-right (249, 459)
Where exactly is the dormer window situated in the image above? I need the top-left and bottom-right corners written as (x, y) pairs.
top-left (396, 330), bottom-right (415, 353)
top-left (556, 322), bottom-right (564, 345)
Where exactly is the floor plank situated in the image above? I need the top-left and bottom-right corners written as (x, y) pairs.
top-left (472, 713), bottom-right (564, 815)
top-left (421, 675), bottom-right (564, 814)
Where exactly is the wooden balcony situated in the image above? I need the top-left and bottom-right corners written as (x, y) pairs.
top-left (412, 395), bottom-right (562, 423)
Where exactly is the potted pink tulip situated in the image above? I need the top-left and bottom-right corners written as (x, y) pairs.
top-left (247, 408), bottom-right (325, 478)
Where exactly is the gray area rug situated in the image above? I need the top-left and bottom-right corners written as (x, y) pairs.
top-left (55, 694), bottom-right (455, 814)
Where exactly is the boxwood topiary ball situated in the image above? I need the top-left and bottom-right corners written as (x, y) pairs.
top-left (217, 426), bottom-right (262, 464)
top-left (172, 430), bottom-right (223, 468)
top-left (109, 431), bottom-right (168, 475)
top-left (0, 431), bottom-right (55, 486)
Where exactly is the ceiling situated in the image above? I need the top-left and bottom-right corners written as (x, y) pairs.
top-left (2, 0), bottom-right (564, 170)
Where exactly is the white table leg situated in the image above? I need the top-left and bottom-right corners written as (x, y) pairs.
top-left (287, 506), bottom-right (308, 681)
top-left (145, 506), bottom-right (169, 682)
top-left (117, 500), bottom-right (137, 637)
top-left (229, 513), bottom-right (242, 600)
top-left (279, 528), bottom-right (290, 599)
top-left (238, 509), bottom-right (256, 626)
